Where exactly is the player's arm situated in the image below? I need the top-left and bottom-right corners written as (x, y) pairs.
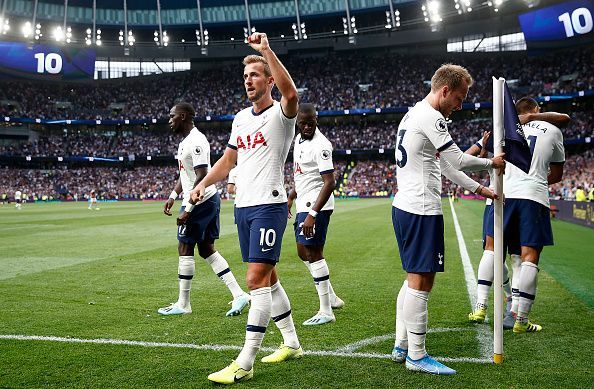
top-left (519, 112), bottom-right (571, 128)
top-left (301, 172), bottom-right (334, 238)
top-left (440, 159), bottom-right (499, 200)
top-left (177, 167), bottom-right (208, 225)
top-left (248, 32), bottom-right (298, 118)
top-left (464, 131), bottom-right (491, 158)
top-left (226, 183), bottom-right (236, 195)
top-left (190, 147), bottom-right (238, 203)
top-left (164, 178), bottom-right (182, 216)
top-left (548, 163), bottom-right (564, 185)
top-left (440, 143), bottom-right (505, 172)
top-left (287, 188), bottom-right (297, 218)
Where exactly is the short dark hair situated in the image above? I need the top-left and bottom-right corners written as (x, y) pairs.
top-left (175, 102), bottom-right (196, 119)
top-left (515, 97), bottom-right (539, 114)
top-left (298, 103), bottom-right (316, 115)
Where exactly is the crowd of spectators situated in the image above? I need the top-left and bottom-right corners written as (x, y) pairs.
top-left (2, 111), bottom-right (593, 158)
top-left (3, 148), bottom-right (590, 203)
top-left (0, 47), bottom-right (593, 120)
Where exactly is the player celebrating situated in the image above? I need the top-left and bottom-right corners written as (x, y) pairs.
top-left (391, 64), bottom-right (505, 375)
top-left (288, 103), bottom-right (344, 326)
top-left (88, 190), bottom-right (99, 210)
top-left (159, 102), bottom-right (250, 317)
top-left (14, 189), bottom-right (22, 210)
top-left (466, 131), bottom-right (519, 330)
top-left (190, 32), bottom-right (302, 385)
top-left (482, 98), bottom-right (567, 333)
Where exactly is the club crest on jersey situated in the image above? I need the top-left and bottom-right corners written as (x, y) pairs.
top-left (321, 150), bottom-right (331, 160)
top-left (436, 118), bottom-right (447, 132)
top-left (236, 131), bottom-right (268, 150)
top-left (193, 146), bottom-right (203, 156)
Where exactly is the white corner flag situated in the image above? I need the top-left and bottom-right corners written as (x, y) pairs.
top-left (492, 77), bottom-right (505, 364)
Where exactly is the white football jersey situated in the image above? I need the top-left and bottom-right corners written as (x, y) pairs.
top-left (14, 190), bottom-right (21, 200)
top-left (228, 167), bottom-right (238, 186)
top-left (392, 99), bottom-right (455, 216)
top-left (177, 127), bottom-right (217, 207)
top-left (228, 101), bottom-right (296, 208)
top-left (293, 129), bottom-right (335, 213)
top-left (504, 120), bottom-right (565, 208)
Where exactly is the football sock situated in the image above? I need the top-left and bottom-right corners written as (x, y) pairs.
top-left (404, 288), bottom-right (429, 361)
top-left (476, 250), bottom-right (494, 308)
top-left (204, 251), bottom-right (244, 299)
top-left (304, 260), bottom-right (337, 301)
top-left (310, 259), bottom-right (332, 314)
top-left (270, 281), bottom-right (300, 349)
top-left (178, 255), bottom-right (195, 308)
top-left (517, 262), bottom-right (539, 323)
top-left (503, 261), bottom-right (512, 299)
top-left (510, 254), bottom-right (522, 314)
top-left (236, 287), bottom-right (272, 370)
top-left (395, 280), bottom-right (408, 350)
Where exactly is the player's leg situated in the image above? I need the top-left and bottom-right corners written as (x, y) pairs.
top-left (392, 278), bottom-right (408, 362)
top-left (301, 244), bottom-right (336, 326)
top-left (158, 206), bottom-right (198, 315)
top-left (295, 212), bottom-right (343, 310)
top-left (513, 247), bottom-right (542, 333)
top-left (262, 266), bottom-right (303, 362)
top-left (198, 197), bottom-right (250, 316)
top-left (470, 205), bottom-right (495, 322)
top-left (158, 238), bottom-right (195, 315)
top-left (513, 199), bottom-right (553, 333)
top-left (209, 262), bottom-right (273, 384)
top-left (393, 207), bottom-right (455, 375)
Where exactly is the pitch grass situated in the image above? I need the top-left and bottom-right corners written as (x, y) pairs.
top-left (0, 199), bottom-right (591, 388)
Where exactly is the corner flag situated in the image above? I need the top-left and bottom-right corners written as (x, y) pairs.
top-left (486, 82), bottom-right (532, 173)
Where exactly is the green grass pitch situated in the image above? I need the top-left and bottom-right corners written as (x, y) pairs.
top-left (0, 199), bottom-right (592, 388)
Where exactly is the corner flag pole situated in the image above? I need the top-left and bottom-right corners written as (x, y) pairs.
top-left (492, 77), bottom-right (505, 364)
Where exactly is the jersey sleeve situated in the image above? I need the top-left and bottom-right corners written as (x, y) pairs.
top-left (422, 114), bottom-right (454, 152)
top-left (316, 141), bottom-right (334, 175)
top-left (550, 128), bottom-right (565, 164)
top-left (191, 136), bottom-right (210, 168)
top-left (228, 168), bottom-right (237, 184)
top-left (227, 118), bottom-right (238, 150)
top-left (278, 103), bottom-right (297, 131)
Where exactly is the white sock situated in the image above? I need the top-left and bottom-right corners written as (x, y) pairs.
top-left (510, 254), bottom-right (522, 314)
top-left (270, 281), bottom-right (300, 349)
top-left (204, 251), bottom-right (244, 299)
top-left (310, 259), bottom-right (332, 314)
top-left (304, 260), bottom-right (337, 300)
top-left (235, 287), bottom-right (272, 370)
top-left (404, 288), bottom-right (429, 361)
top-left (517, 262), bottom-right (539, 323)
top-left (177, 256), bottom-right (195, 308)
top-left (476, 250), bottom-right (494, 308)
top-left (395, 280), bottom-right (408, 350)
top-left (503, 261), bottom-right (512, 299)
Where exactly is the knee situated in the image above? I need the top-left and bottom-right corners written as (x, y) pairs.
top-left (198, 244), bottom-right (215, 259)
top-left (246, 272), bottom-right (265, 290)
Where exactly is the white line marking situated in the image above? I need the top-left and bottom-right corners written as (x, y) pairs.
top-left (448, 198), bottom-right (492, 361)
top-left (336, 328), bottom-right (473, 353)
top-left (0, 334), bottom-right (490, 364)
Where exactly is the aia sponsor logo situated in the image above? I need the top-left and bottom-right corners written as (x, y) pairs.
top-left (294, 162), bottom-right (303, 174)
top-left (237, 131), bottom-right (267, 150)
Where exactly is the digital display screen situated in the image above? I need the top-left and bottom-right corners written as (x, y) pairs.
top-left (0, 41), bottom-right (95, 80)
top-left (519, 0), bottom-right (594, 42)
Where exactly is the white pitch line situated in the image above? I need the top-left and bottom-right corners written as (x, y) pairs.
top-left (336, 328), bottom-right (473, 353)
top-left (448, 198), bottom-right (492, 361)
top-left (0, 334), bottom-right (490, 364)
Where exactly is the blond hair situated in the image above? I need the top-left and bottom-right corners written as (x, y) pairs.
top-left (243, 55), bottom-right (272, 77)
top-left (431, 64), bottom-right (473, 92)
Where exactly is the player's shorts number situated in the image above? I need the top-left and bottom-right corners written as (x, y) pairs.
top-left (396, 129), bottom-right (408, 168)
top-left (178, 224), bottom-right (187, 236)
top-left (558, 8), bottom-right (593, 38)
top-left (259, 228), bottom-right (276, 247)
